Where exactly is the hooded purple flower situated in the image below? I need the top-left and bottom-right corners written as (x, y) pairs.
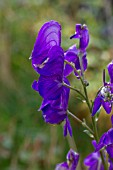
top-left (31, 21), bottom-right (72, 136)
top-left (32, 45), bottom-right (71, 135)
top-left (30, 20), bottom-right (61, 75)
top-left (84, 140), bottom-right (104, 170)
top-left (64, 24), bottom-right (89, 78)
top-left (37, 76), bottom-right (72, 136)
top-left (55, 149), bottom-right (79, 170)
top-left (92, 61), bottom-right (113, 116)
top-left (64, 45), bottom-right (87, 78)
top-left (70, 24), bottom-right (89, 52)
top-left (94, 116), bottom-right (113, 169)
top-left (95, 116), bottom-right (113, 156)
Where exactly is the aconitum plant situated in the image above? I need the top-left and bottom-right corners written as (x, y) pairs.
top-left (30, 20), bottom-right (113, 170)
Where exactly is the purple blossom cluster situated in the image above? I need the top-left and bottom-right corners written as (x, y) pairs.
top-left (30, 20), bottom-right (89, 138)
top-left (55, 149), bottom-right (79, 170)
top-left (84, 116), bottom-right (113, 170)
top-left (30, 20), bottom-right (113, 170)
top-left (92, 61), bottom-right (113, 116)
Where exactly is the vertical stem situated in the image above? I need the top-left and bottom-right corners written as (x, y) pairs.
top-left (82, 82), bottom-right (108, 170)
top-left (64, 60), bottom-right (108, 169)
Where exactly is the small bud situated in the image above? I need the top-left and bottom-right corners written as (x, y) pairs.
top-left (83, 80), bottom-right (89, 86)
top-left (83, 130), bottom-right (94, 138)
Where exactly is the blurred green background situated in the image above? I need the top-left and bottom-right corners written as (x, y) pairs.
top-left (0, 0), bottom-right (113, 169)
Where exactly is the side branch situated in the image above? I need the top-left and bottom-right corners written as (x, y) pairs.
top-left (63, 82), bottom-right (86, 100)
top-left (67, 110), bottom-right (94, 135)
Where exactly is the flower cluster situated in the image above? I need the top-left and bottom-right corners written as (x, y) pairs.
top-left (31, 21), bottom-right (72, 136)
top-left (92, 61), bottom-right (113, 116)
top-left (64, 24), bottom-right (89, 78)
top-left (30, 20), bottom-right (113, 170)
top-left (84, 140), bottom-right (104, 170)
top-left (31, 20), bottom-right (89, 137)
top-left (55, 149), bottom-right (79, 170)
top-left (84, 116), bottom-right (113, 170)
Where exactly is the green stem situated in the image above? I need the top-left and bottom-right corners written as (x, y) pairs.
top-left (63, 82), bottom-right (86, 100)
top-left (67, 110), bottom-right (94, 136)
top-left (82, 82), bottom-right (108, 170)
top-left (64, 60), bottom-right (108, 169)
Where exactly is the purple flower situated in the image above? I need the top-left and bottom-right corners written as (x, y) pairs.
top-left (84, 140), bottom-right (104, 170)
top-left (33, 77), bottom-right (72, 136)
top-left (70, 24), bottom-right (89, 52)
top-left (55, 149), bottom-right (79, 170)
top-left (109, 159), bottom-right (113, 170)
top-left (94, 117), bottom-right (113, 169)
top-left (34, 46), bottom-right (64, 100)
top-left (31, 21), bottom-right (72, 136)
top-left (96, 128), bottom-right (113, 158)
top-left (92, 61), bottom-right (113, 116)
top-left (32, 46), bottom-right (71, 132)
top-left (64, 45), bottom-right (87, 78)
top-left (30, 20), bottom-right (61, 75)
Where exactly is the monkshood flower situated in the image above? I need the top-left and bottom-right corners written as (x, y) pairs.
top-left (31, 21), bottom-right (72, 136)
top-left (55, 149), bottom-right (79, 170)
top-left (70, 24), bottom-right (89, 52)
top-left (65, 24), bottom-right (89, 78)
top-left (37, 77), bottom-right (72, 137)
top-left (92, 61), bottom-right (113, 116)
top-left (34, 46), bottom-right (65, 100)
top-left (95, 116), bottom-right (113, 169)
top-left (84, 140), bottom-right (104, 170)
top-left (30, 20), bottom-right (61, 75)
top-left (64, 45), bottom-right (87, 78)
top-left (32, 46), bottom-right (72, 136)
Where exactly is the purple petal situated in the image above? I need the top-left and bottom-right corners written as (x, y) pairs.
top-left (109, 158), bottom-right (113, 170)
top-left (84, 152), bottom-right (99, 166)
top-left (31, 20), bottom-right (61, 73)
top-left (64, 64), bottom-right (74, 77)
top-left (55, 162), bottom-right (68, 170)
top-left (102, 101), bottom-right (112, 114)
top-left (107, 61), bottom-right (113, 83)
top-left (74, 54), bottom-right (87, 78)
top-left (92, 96), bottom-right (101, 116)
top-left (70, 24), bottom-right (81, 39)
top-left (111, 115), bottom-right (113, 126)
top-left (84, 152), bottom-right (104, 170)
top-left (106, 144), bottom-right (113, 158)
top-left (41, 102), bottom-right (67, 124)
top-left (70, 33), bottom-right (80, 39)
top-left (70, 24), bottom-right (89, 51)
top-left (36, 45), bottom-right (64, 76)
top-left (82, 54), bottom-right (87, 71)
top-left (79, 25), bottom-right (89, 51)
top-left (67, 118), bottom-right (72, 137)
top-left (63, 117), bottom-right (72, 137)
top-left (62, 77), bottom-right (70, 110)
top-left (64, 45), bottom-right (78, 77)
top-left (92, 140), bottom-right (97, 149)
top-left (74, 55), bottom-right (80, 70)
top-left (38, 75), bottom-right (63, 100)
top-left (32, 80), bottom-right (39, 91)
top-left (108, 128), bottom-right (113, 143)
top-left (76, 24), bottom-right (82, 34)
top-left (55, 149), bottom-right (79, 170)
top-left (63, 120), bottom-right (68, 137)
top-left (67, 149), bottom-right (79, 170)
top-left (96, 133), bottom-right (106, 151)
top-left (38, 99), bottom-right (50, 111)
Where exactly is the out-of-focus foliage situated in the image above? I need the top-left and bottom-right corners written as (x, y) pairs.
top-left (0, 0), bottom-right (113, 169)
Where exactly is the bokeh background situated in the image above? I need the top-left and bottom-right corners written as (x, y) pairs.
top-left (0, 0), bottom-right (113, 169)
